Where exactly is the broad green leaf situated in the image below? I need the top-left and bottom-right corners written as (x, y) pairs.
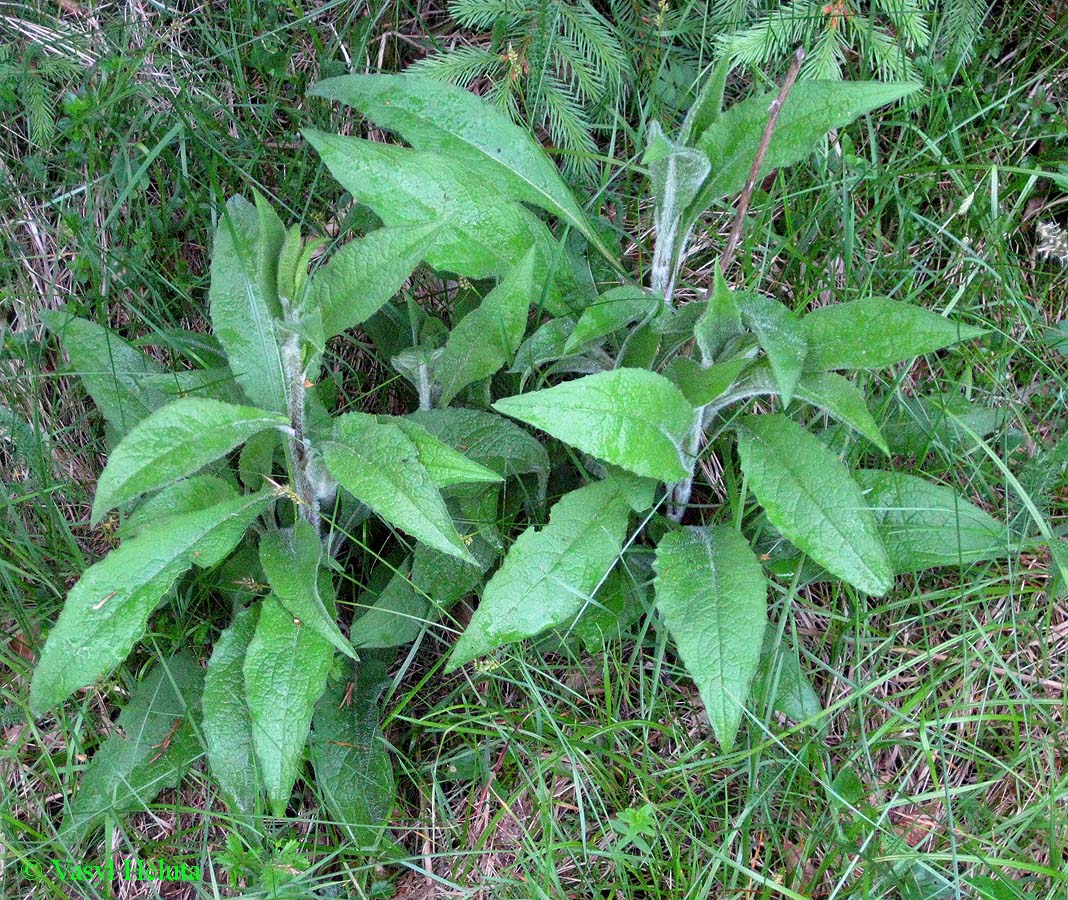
top-left (511, 318), bottom-right (577, 373)
top-left (654, 526), bottom-right (767, 750)
top-left (91, 398), bottom-right (287, 524)
top-left (61, 654), bottom-right (204, 842)
top-left (239, 427), bottom-right (277, 490)
top-left (448, 479), bottom-right (632, 669)
top-left (411, 542), bottom-right (490, 611)
top-left (752, 632), bottom-right (822, 724)
top-left (307, 224), bottom-right (441, 339)
top-left (209, 195), bottom-right (288, 413)
top-left (406, 407), bottom-right (549, 488)
top-left (693, 269), bottom-right (743, 363)
top-left (854, 469), bottom-right (1010, 571)
top-left (567, 550), bottom-right (652, 652)
top-left (302, 131), bottom-right (583, 315)
top-left (323, 413), bottom-right (474, 562)
top-left (244, 596), bottom-right (335, 816)
top-left (664, 356), bottom-right (751, 407)
top-left (40, 310), bottom-right (168, 435)
top-left (308, 74), bottom-right (615, 264)
top-left (735, 414), bottom-right (892, 595)
top-left (802, 297), bottom-right (986, 370)
top-left (203, 606), bottom-right (261, 815)
top-left (310, 654), bottom-right (396, 850)
top-left (438, 249), bottom-right (538, 406)
top-left (352, 559), bottom-right (428, 649)
top-left (30, 491), bottom-right (270, 714)
top-left (260, 521), bottom-right (357, 659)
top-left (388, 418), bottom-right (501, 488)
top-left (564, 286), bottom-right (654, 354)
top-left (739, 294), bottom-right (807, 406)
top-left (690, 80), bottom-right (921, 216)
top-left (493, 369), bottom-right (696, 482)
top-left (123, 475), bottom-right (237, 538)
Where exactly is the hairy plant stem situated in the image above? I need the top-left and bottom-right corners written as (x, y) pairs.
top-left (281, 327), bottom-right (320, 536)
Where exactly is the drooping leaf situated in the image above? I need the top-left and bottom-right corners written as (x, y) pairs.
top-left (40, 310), bottom-right (168, 435)
top-left (122, 475), bottom-right (238, 538)
top-left (208, 195), bottom-right (288, 413)
top-left (739, 294), bottom-right (807, 406)
top-left (323, 413), bottom-right (474, 562)
top-left (307, 223), bottom-right (441, 339)
top-left (564, 286), bottom-right (655, 354)
top-left (387, 418), bottom-right (501, 489)
top-left (260, 521), bottom-right (357, 659)
top-left (61, 654), bottom-right (204, 842)
top-left (735, 414), bottom-right (892, 595)
top-left (91, 398), bottom-right (287, 524)
top-left (244, 596), bottom-right (335, 816)
top-left (310, 654), bottom-right (396, 850)
top-left (30, 491), bottom-right (271, 714)
top-left (802, 297), bottom-right (986, 370)
top-left (438, 249), bottom-right (538, 405)
top-left (448, 479), bottom-right (632, 669)
top-left (654, 526), bottom-right (767, 750)
top-left (854, 469), bottom-right (1010, 571)
top-left (308, 74), bottom-right (615, 264)
top-left (493, 369), bottom-right (696, 482)
top-left (203, 606), bottom-right (261, 815)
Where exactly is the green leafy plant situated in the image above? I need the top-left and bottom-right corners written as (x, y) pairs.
top-left (32, 65), bottom-right (1015, 845)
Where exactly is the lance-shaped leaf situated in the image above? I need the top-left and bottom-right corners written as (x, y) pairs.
top-left (351, 559), bottom-right (428, 649)
top-left (244, 596), bottom-right (334, 817)
top-left (493, 369), bottom-right (696, 482)
top-left (388, 418), bottom-right (501, 488)
top-left (30, 491), bottom-right (271, 714)
top-left (310, 654), bottom-right (396, 850)
top-left (736, 414), bottom-right (892, 595)
top-left (307, 223), bottom-right (441, 340)
top-left (41, 309), bottom-right (169, 435)
top-left (209, 195), bottom-right (288, 413)
top-left (437, 248), bottom-right (537, 406)
top-left (448, 479), bottom-right (631, 669)
top-left (308, 74), bottom-right (616, 265)
top-left (739, 294), bottom-right (807, 407)
top-left (752, 631), bottom-right (822, 725)
top-left (323, 413), bottom-right (474, 562)
top-left (564, 286), bottom-right (655, 354)
top-left (802, 297), bottom-right (986, 370)
top-left (61, 654), bottom-right (204, 842)
top-left (854, 469), bottom-right (1010, 571)
top-left (260, 521), bottom-right (357, 659)
top-left (91, 398), bottom-right (288, 524)
top-left (654, 526), bottom-right (767, 750)
top-left (203, 606), bottom-right (260, 815)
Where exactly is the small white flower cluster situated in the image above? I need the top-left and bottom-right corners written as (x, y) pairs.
top-left (1037, 221), bottom-right (1068, 264)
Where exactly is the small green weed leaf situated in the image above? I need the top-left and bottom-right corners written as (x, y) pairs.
top-left (122, 475), bottom-right (237, 538)
top-left (276, 223), bottom-right (304, 303)
top-left (802, 297), bottom-right (986, 370)
top-left (564, 286), bottom-right (654, 353)
top-left (664, 357), bottom-right (751, 407)
top-left (883, 393), bottom-right (1005, 457)
top-left (736, 414), bottom-right (892, 595)
top-left (40, 310), bottom-right (168, 435)
top-left (91, 398), bottom-right (287, 524)
top-left (411, 542), bottom-right (491, 611)
top-left (352, 559), bottom-right (428, 649)
top-left (654, 526), bottom-right (767, 751)
top-left (61, 654), bottom-right (204, 843)
top-left (309, 74), bottom-right (615, 264)
top-left (752, 631), bottom-right (822, 724)
top-left (739, 294), bottom-right (807, 406)
top-left (493, 369), bottom-right (696, 482)
top-left (203, 605), bottom-right (261, 815)
top-left (30, 491), bottom-right (270, 714)
top-left (792, 371), bottom-right (889, 454)
top-left (438, 249), bottom-right (538, 405)
top-left (323, 413), bottom-right (474, 562)
top-left (855, 469), bottom-right (1010, 571)
top-left (680, 56), bottom-right (731, 146)
top-left (691, 80), bottom-right (921, 215)
top-left (308, 223), bottom-right (441, 339)
top-left (448, 479), bottom-right (632, 669)
top-left (388, 418), bottom-right (501, 488)
top-left (511, 318), bottom-right (576, 372)
top-left (260, 521), bottom-right (357, 660)
top-left (244, 596), bottom-right (334, 817)
top-left (209, 196), bottom-right (288, 413)
top-left (239, 427), bottom-right (277, 490)
top-left (567, 553), bottom-right (651, 651)
top-left (694, 269), bottom-right (743, 363)
top-left (310, 654), bottom-right (396, 850)
top-left (141, 368), bottom-right (245, 405)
